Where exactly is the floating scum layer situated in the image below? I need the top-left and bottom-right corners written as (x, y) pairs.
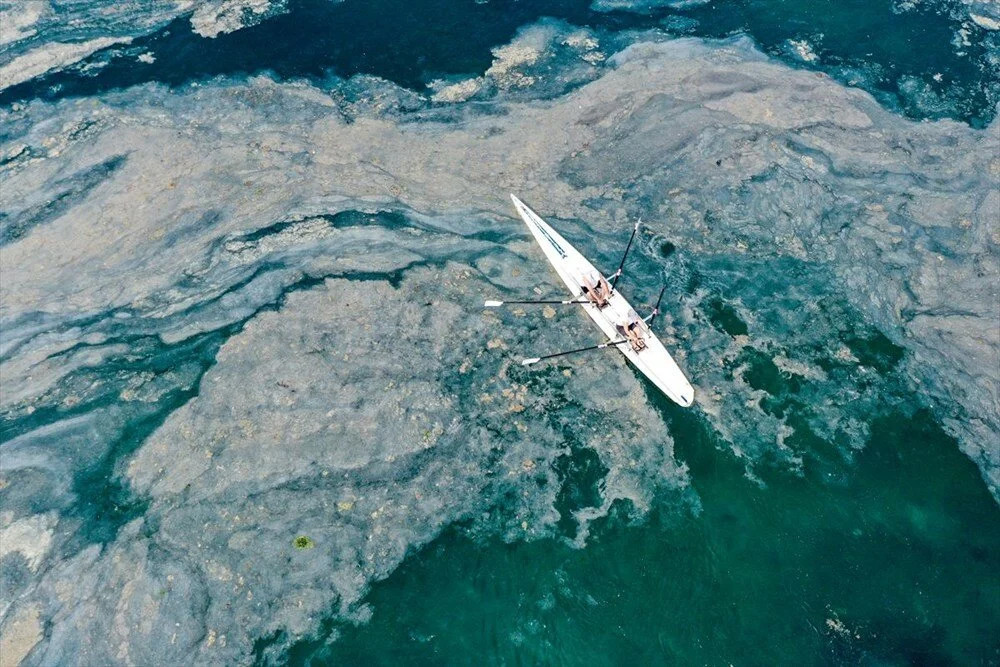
top-left (0, 29), bottom-right (997, 664)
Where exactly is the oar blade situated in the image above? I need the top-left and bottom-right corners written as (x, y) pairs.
top-left (521, 357), bottom-right (541, 366)
top-left (484, 300), bottom-right (504, 308)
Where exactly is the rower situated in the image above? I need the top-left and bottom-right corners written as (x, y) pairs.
top-left (580, 272), bottom-right (612, 309)
top-left (618, 309), bottom-right (647, 352)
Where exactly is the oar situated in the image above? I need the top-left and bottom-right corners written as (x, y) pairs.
top-left (522, 338), bottom-right (630, 366)
top-left (610, 219), bottom-right (641, 291)
top-left (646, 286), bottom-right (667, 326)
top-left (484, 299), bottom-right (587, 307)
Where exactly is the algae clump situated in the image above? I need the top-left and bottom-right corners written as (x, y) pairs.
top-left (293, 536), bottom-right (315, 550)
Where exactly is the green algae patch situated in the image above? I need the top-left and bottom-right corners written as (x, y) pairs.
top-left (293, 536), bottom-right (315, 550)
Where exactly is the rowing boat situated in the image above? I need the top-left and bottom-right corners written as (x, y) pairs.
top-left (507, 194), bottom-right (694, 407)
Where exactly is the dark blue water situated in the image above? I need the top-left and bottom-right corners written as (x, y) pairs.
top-left (2, 0), bottom-right (997, 126)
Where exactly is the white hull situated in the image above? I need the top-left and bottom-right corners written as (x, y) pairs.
top-left (510, 194), bottom-right (694, 407)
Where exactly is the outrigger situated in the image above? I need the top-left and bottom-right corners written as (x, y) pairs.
top-left (485, 194), bottom-right (694, 407)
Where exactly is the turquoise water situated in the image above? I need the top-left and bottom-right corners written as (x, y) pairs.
top-left (2, 0), bottom-right (998, 664)
top-left (281, 303), bottom-right (1000, 664)
top-left (295, 413), bottom-right (1000, 664)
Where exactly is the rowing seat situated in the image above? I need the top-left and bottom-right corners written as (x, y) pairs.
top-left (618, 322), bottom-right (646, 352)
top-left (581, 286), bottom-right (610, 309)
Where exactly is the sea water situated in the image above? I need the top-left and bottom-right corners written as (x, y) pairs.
top-left (0, 0), bottom-right (997, 664)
